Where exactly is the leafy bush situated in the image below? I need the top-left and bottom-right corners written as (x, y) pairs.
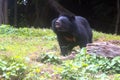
top-left (0, 59), bottom-right (27, 80)
top-left (37, 53), bottom-right (62, 65)
top-left (60, 48), bottom-right (120, 79)
top-left (24, 64), bottom-right (55, 80)
top-left (1, 25), bottom-right (120, 79)
top-left (0, 25), bottom-right (55, 37)
top-left (0, 25), bottom-right (16, 35)
top-left (30, 48), bottom-right (120, 79)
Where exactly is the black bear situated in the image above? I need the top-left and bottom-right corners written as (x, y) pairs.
top-left (52, 14), bottom-right (92, 56)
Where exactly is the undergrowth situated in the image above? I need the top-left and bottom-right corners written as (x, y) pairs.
top-left (38, 48), bottom-right (120, 80)
top-left (0, 25), bottom-right (120, 80)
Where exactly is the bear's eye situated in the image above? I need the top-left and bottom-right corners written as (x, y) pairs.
top-left (62, 18), bottom-right (70, 23)
top-left (60, 20), bottom-right (65, 24)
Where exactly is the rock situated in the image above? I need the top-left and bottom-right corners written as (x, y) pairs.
top-left (87, 42), bottom-right (120, 58)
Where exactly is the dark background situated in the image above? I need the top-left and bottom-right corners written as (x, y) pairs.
top-left (7, 0), bottom-right (120, 34)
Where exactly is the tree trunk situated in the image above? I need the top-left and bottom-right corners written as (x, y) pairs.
top-left (48, 0), bottom-right (74, 15)
top-left (0, 0), bottom-right (8, 25)
top-left (115, 0), bottom-right (120, 35)
top-left (14, 0), bottom-right (17, 27)
top-left (34, 0), bottom-right (40, 27)
top-left (4, 0), bottom-right (8, 24)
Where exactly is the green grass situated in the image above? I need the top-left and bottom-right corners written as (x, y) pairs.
top-left (0, 25), bottom-right (58, 59)
top-left (93, 30), bottom-right (120, 41)
top-left (0, 25), bottom-right (120, 80)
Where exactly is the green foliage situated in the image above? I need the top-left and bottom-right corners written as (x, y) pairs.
top-left (0, 25), bottom-right (16, 35)
top-left (37, 53), bottom-right (62, 64)
top-left (0, 58), bottom-right (27, 80)
top-left (0, 25), bottom-right (120, 79)
top-left (24, 65), bottom-right (53, 80)
top-left (93, 30), bottom-right (120, 41)
top-left (0, 25), bottom-right (57, 60)
top-left (81, 52), bottom-right (120, 74)
top-left (0, 25), bottom-right (55, 37)
top-left (60, 48), bottom-right (120, 80)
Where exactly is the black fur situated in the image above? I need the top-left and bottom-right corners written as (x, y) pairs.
top-left (52, 14), bottom-right (92, 56)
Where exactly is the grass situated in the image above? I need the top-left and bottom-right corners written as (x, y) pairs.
top-left (93, 30), bottom-right (120, 41)
top-left (0, 25), bottom-right (120, 80)
top-left (0, 25), bottom-right (58, 59)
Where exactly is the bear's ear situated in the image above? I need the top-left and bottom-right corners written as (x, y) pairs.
top-left (59, 13), bottom-right (75, 21)
top-left (68, 15), bottom-right (75, 21)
